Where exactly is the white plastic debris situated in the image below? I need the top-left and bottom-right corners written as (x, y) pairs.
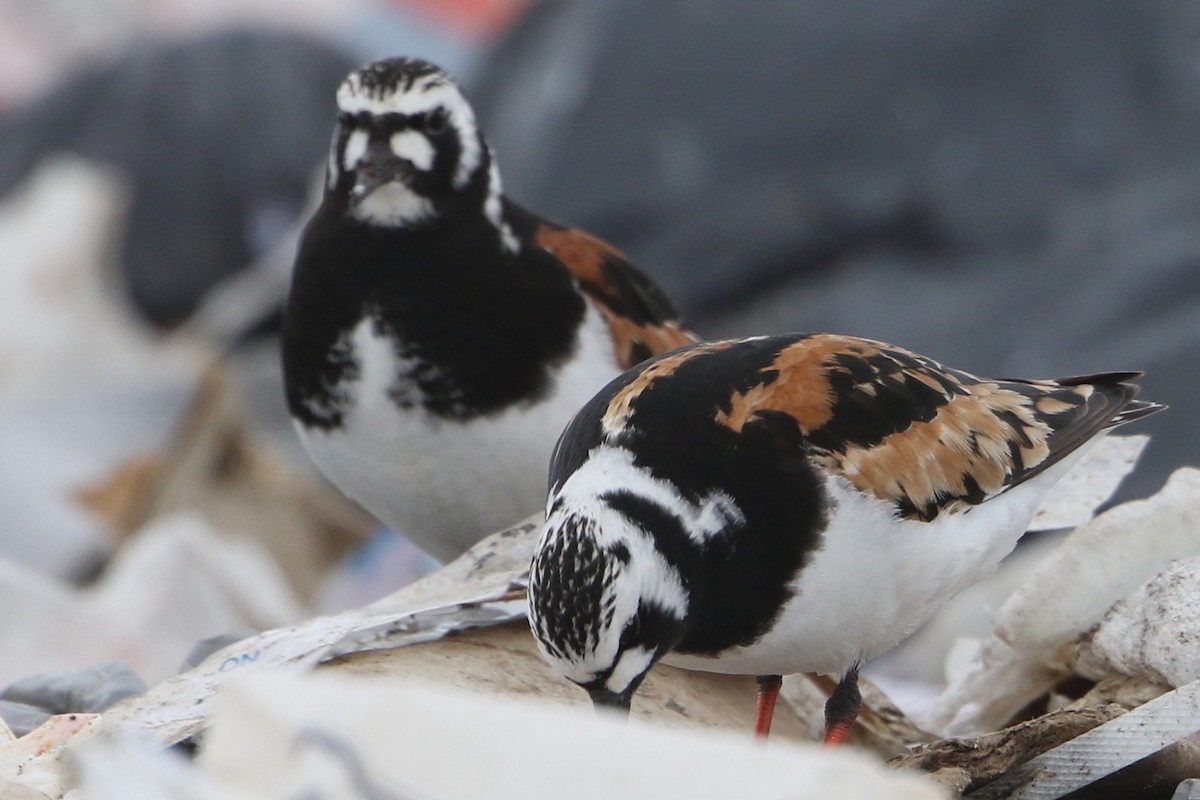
top-left (0, 157), bottom-right (152, 391)
top-left (199, 672), bottom-right (946, 800)
top-left (71, 735), bottom-right (252, 800)
top-left (0, 713), bottom-right (99, 800)
top-left (0, 375), bottom-right (192, 579)
top-left (97, 518), bottom-right (540, 748)
top-left (1073, 557), bottom-right (1200, 689)
top-left (997, 467), bottom-right (1200, 655)
top-left (1175, 778), bottom-right (1200, 799)
top-left (0, 156), bottom-right (208, 578)
top-left (1026, 434), bottom-right (1149, 531)
top-left (926, 467), bottom-right (1200, 735)
top-left (869, 434), bottom-right (1147, 714)
top-left (0, 512), bottom-right (305, 688)
top-left (965, 678), bottom-right (1200, 800)
top-left (93, 516), bottom-right (823, 753)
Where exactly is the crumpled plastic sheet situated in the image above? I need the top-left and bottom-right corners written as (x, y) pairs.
top-left (1026, 435), bottom-right (1149, 532)
top-left (0, 712), bottom-right (99, 800)
top-left (0, 157), bottom-right (208, 579)
top-left (965, 678), bottom-right (1200, 799)
top-left (1074, 557), bottom-right (1200, 689)
top-left (2, 451), bottom-right (1193, 799)
top-left (0, 512), bottom-right (305, 689)
top-left (926, 467), bottom-right (1200, 737)
top-left (191, 673), bottom-right (943, 800)
top-left (0, 522), bottom-right (540, 799)
top-left (94, 516), bottom-right (543, 748)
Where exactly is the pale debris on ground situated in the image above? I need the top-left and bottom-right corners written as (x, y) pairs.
top-left (865, 433), bottom-right (1147, 716)
top-left (1026, 434), bottom-right (1149, 532)
top-left (926, 466), bottom-right (1200, 737)
top-left (0, 516), bottom-right (948, 798)
top-left (184, 672), bottom-right (946, 800)
top-left (0, 712), bottom-right (98, 800)
top-left (0, 512), bottom-right (305, 690)
top-left (0, 156), bottom-right (208, 578)
top-left (1074, 557), bottom-right (1200, 690)
top-left (4, 461), bottom-right (1200, 798)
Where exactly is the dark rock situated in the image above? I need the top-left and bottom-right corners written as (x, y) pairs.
top-left (180, 630), bottom-right (255, 671)
top-left (0, 662), bottom-right (147, 716)
top-left (0, 699), bottom-right (51, 738)
top-left (1174, 778), bottom-right (1200, 799)
top-left (472, 0), bottom-right (1200, 501)
top-left (0, 29), bottom-right (356, 326)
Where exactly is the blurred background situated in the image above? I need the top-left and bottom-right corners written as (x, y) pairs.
top-left (0, 0), bottom-right (1196, 704)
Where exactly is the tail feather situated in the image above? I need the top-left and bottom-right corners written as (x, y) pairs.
top-left (1004, 372), bottom-right (1164, 489)
top-left (1048, 370), bottom-right (1166, 429)
top-left (1111, 398), bottom-right (1167, 427)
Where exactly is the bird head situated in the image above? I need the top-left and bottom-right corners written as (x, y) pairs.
top-left (528, 476), bottom-right (691, 715)
top-left (326, 57), bottom-right (498, 228)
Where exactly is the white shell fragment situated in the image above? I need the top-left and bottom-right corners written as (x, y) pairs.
top-left (0, 713), bottom-right (99, 800)
top-left (1073, 557), bottom-right (1200, 689)
top-left (0, 157), bottom-right (209, 580)
top-left (996, 467), bottom-right (1200, 655)
top-left (966, 678), bottom-right (1200, 800)
top-left (97, 516), bottom-right (542, 748)
top-left (926, 467), bottom-right (1200, 736)
top-left (0, 513), bottom-right (305, 689)
top-left (198, 672), bottom-right (947, 800)
top-left (70, 735), bottom-right (250, 800)
top-left (1026, 434), bottom-right (1149, 532)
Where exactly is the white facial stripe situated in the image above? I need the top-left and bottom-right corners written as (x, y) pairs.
top-left (552, 445), bottom-right (744, 544)
top-left (606, 645), bottom-right (656, 695)
top-left (485, 157), bottom-right (519, 253)
top-left (533, 500), bottom-right (688, 685)
top-left (454, 111), bottom-right (480, 189)
top-left (326, 132), bottom-right (340, 190)
top-left (342, 130), bottom-right (368, 172)
top-left (338, 79), bottom-right (482, 189)
top-left (350, 183), bottom-right (434, 226)
top-left (535, 443), bottom-right (750, 683)
top-left (485, 157), bottom-right (503, 223)
top-left (338, 77), bottom-right (454, 115)
top-left (389, 130), bottom-right (435, 171)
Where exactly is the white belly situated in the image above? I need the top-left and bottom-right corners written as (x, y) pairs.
top-left (664, 448), bottom-right (1094, 677)
top-left (296, 304), bottom-right (621, 562)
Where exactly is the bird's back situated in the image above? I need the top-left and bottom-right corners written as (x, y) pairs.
top-left (537, 333), bottom-right (1163, 677)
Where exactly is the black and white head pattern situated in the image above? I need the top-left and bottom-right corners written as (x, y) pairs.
top-left (328, 57), bottom-right (516, 247)
top-left (528, 443), bottom-right (744, 703)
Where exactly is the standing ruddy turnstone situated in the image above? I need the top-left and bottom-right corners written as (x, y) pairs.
top-left (528, 334), bottom-right (1163, 742)
top-left (281, 57), bottom-right (696, 562)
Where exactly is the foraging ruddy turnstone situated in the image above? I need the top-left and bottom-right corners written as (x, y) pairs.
top-left (527, 334), bottom-right (1163, 742)
top-left (280, 57), bottom-right (696, 562)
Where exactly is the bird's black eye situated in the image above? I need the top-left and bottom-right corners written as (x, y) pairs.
top-left (423, 109), bottom-right (449, 135)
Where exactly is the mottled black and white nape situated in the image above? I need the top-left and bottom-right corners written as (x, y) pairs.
top-left (281, 57), bottom-right (696, 563)
top-left (528, 334), bottom-right (1163, 742)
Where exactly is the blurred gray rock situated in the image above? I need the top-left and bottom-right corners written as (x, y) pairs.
top-left (0, 662), bottom-right (147, 717)
top-left (1175, 778), bottom-right (1200, 800)
top-left (473, 0), bottom-right (1200, 501)
top-left (180, 630), bottom-right (255, 672)
top-left (0, 29), bottom-right (356, 326)
top-left (0, 699), bottom-right (51, 737)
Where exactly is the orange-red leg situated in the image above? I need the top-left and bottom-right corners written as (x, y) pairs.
top-left (754, 674), bottom-right (783, 738)
top-left (822, 664), bottom-right (861, 747)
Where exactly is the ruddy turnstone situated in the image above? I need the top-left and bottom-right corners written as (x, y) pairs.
top-left (280, 57), bottom-right (696, 562)
top-left (527, 334), bottom-right (1163, 742)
